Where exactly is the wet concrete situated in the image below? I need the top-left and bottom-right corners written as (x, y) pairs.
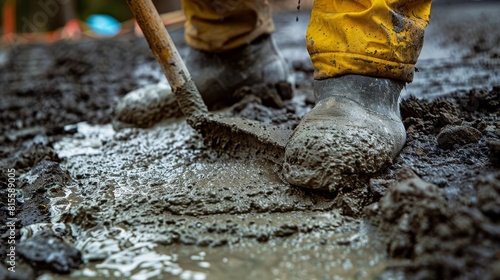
top-left (1, 2), bottom-right (500, 279)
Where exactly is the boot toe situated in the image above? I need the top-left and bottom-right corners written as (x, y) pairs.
top-left (283, 99), bottom-right (403, 191)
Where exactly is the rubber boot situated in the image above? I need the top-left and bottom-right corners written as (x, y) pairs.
top-left (283, 75), bottom-right (406, 191)
top-left (113, 35), bottom-right (290, 129)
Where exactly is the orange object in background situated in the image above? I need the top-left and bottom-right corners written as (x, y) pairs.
top-left (0, 0), bottom-right (86, 45)
top-left (61, 19), bottom-right (82, 39)
top-left (0, 0), bottom-right (185, 45)
top-left (2, 0), bottom-right (16, 44)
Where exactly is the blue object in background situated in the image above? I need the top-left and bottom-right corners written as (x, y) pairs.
top-left (86, 14), bottom-right (121, 37)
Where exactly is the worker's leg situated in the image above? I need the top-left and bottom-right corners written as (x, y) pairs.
top-left (114, 0), bottom-right (290, 129)
top-left (283, 0), bottom-right (432, 191)
top-left (182, 0), bottom-right (274, 52)
top-left (306, 0), bottom-right (431, 82)
top-left (181, 0), bottom-right (290, 108)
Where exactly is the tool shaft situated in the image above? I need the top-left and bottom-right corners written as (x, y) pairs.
top-left (126, 0), bottom-right (208, 117)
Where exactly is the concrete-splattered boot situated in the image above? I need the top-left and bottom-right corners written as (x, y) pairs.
top-left (113, 35), bottom-right (290, 129)
top-left (283, 75), bottom-right (406, 191)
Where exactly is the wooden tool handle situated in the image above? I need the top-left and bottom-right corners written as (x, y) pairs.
top-left (126, 0), bottom-right (208, 118)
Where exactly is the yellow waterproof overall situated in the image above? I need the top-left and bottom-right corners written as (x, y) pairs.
top-left (182, 0), bottom-right (431, 82)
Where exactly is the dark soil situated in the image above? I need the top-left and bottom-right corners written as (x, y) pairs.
top-left (367, 87), bottom-right (500, 279)
top-left (0, 37), bottom-right (161, 148)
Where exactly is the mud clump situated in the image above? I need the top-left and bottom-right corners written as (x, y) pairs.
top-left (332, 185), bottom-right (373, 217)
top-left (401, 95), bottom-right (461, 135)
top-left (401, 86), bottom-right (500, 137)
top-left (368, 86), bottom-right (500, 278)
top-left (18, 231), bottom-right (82, 274)
top-left (367, 169), bottom-right (500, 279)
top-left (437, 125), bottom-right (482, 148)
top-left (458, 86), bottom-right (500, 113)
top-left (397, 86), bottom-right (499, 194)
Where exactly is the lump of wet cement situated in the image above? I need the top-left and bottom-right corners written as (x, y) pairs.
top-left (18, 231), bottom-right (82, 274)
top-left (367, 169), bottom-right (500, 279)
top-left (401, 96), bottom-right (462, 135)
top-left (437, 125), bottom-right (482, 148)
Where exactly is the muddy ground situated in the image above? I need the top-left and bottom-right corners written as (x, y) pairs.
top-left (1, 2), bottom-right (500, 280)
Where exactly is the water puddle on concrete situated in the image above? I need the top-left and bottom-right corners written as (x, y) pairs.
top-left (39, 219), bottom-right (387, 280)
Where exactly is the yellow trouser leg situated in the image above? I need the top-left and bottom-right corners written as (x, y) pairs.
top-left (307, 0), bottom-right (432, 82)
top-left (182, 0), bottom-right (274, 52)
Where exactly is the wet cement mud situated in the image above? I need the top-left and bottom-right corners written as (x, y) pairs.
top-left (1, 2), bottom-right (500, 279)
top-left (369, 86), bottom-right (500, 279)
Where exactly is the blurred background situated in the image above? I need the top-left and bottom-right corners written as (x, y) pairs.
top-left (1, 0), bottom-right (496, 46)
top-left (0, 0), bottom-right (314, 45)
top-left (0, 0), bottom-right (183, 43)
